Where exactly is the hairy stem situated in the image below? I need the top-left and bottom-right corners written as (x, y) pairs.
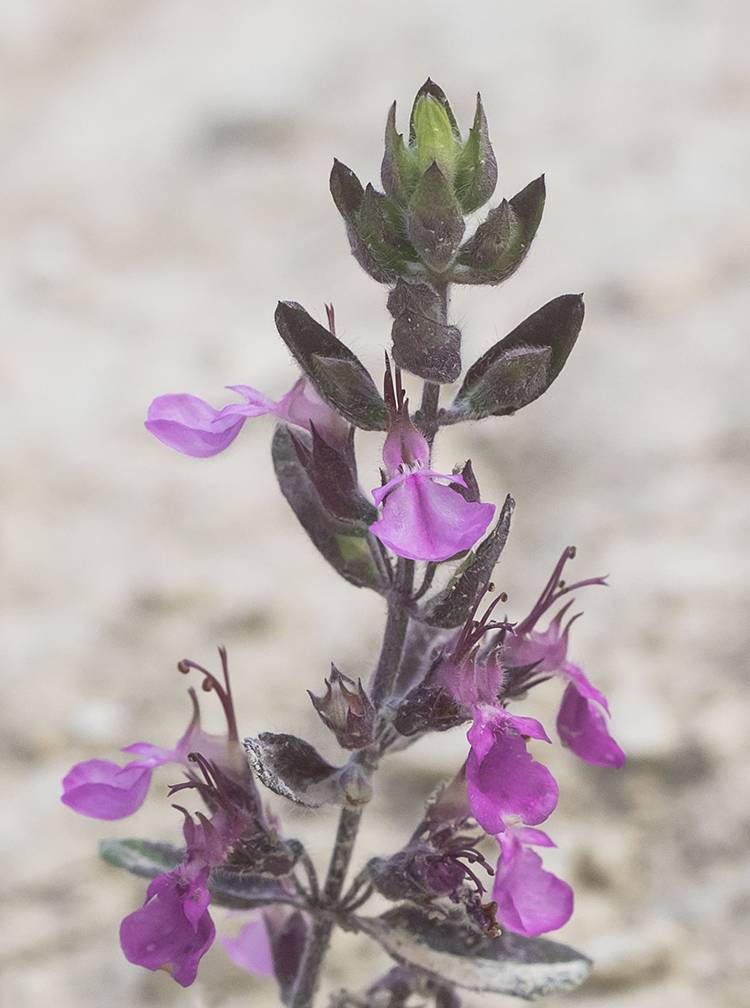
top-left (289, 806), bottom-right (363, 1008)
top-left (289, 554), bottom-right (414, 1007)
top-left (370, 558), bottom-right (413, 706)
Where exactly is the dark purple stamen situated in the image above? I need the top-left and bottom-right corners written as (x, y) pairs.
top-left (515, 547), bottom-right (607, 636)
top-left (178, 647), bottom-right (238, 742)
top-left (451, 585), bottom-right (512, 663)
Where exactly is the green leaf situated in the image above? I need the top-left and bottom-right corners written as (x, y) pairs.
top-left (353, 184), bottom-right (419, 276)
top-left (272, 424), bottom-right (386, 592)
top-left (406, 163), bottom-right (465, 273)
top-left (208, 871), bottom-right (294, 910)
top-left (358, 905), bottom-right (592, 999)
top-left (453, 93), bottom-right (498, 214)
top-left (408, 80), bottom-right (461, 146)
top-left (274, 302), bottom-right (387, 431)
top-left (331, 160), bottom-right (397, 284)
top-left (381, 102), bottom-right (421, 206)
top-left (99, 838), bottom-right (184, 879)
top-left (330, 158), bottom-right (365, 221)
top-left (421, 495), bottom-right (514, 628)
top-left (387, 279), bottom-right (462, 384)
top-left (453, 176), bottom-right (545, 285)
top-left (447, 295), bottom-right (584, 420)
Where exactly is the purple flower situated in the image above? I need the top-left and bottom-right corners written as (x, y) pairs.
top-left (120, 746), bottom-right (271, 990)
top-left (145, 376), bottom-right (348, 458)
top-left (61, 688), bottom-right (233, 820)
top-left (368, 767), bottom-right (500, 936)
top-left (220, 906), bottom-right (309, 996)
top-left (61, 758), bottom-right (157, 821)
top-left (491, 825), bottom-right (574, 937)
top-left (370, 364), bottom-right (494, 562)
top-left (503, 548), bottom-right (625, 769)
top-left (120, 864), bottom-right (215, 987)
top-left (120, 810), bottom-right (220, 987)
top-left (436, 588), bottom-right (510, 706)
top-left (220, 914), bottom-right (275, 977)
top-left (557, 676), bottom-right (625, 768)
top-left (466, 705), bottom-right (558, 835)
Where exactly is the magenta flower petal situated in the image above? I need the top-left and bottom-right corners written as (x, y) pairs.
top-left (61, 759), bottom-right (154, 820)
top-left (370, 474), bottom-right (495, 562)
top-left (272, 378), bottom-right (350, 447)
top-left (220, 916), bottom-right (275, 977)
top-left (562, 662), bottom-right (610, 714)
top-left (120, 869), bottom-right (215, 988)
top-left (381, 411), bottom-right (430, 472)
top-left (557, 682), bottom-right (625, 768)
top-left (467, 706), bottom-right (551, 762)
top-left (466, 707), bottom-right (558, 834)
top-left (223, 386), bottom-right (282, 416)
top-left (145, 394), bottom-right (249, 457)
top-left (121, 742), bottom-right (175, 763)
top-left (516, 826), bottom-right (555, 848)
top-left (504, 621), bottom-right (569, 672)
top-left (440, 652), bottom-right (504, 706)
top-left (492, 836), bottom-right (574, 937)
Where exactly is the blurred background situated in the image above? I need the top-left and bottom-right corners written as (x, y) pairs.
top-left (1, 1), bottom-right (749, 1005)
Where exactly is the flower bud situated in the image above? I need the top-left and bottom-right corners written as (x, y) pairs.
top-left (382, 81), bottom-right (497, 218)
top-left (411, 92), bottom-right (462, 180)
top-left (309, 665), bottom-right (375, 750)
top-left (338, 761), bottom-right (373, 807)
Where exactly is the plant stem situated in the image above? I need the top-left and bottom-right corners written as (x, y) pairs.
top-left (370, 558), bottom-right (413, 706)
top-left (289, 806), bottom-right (363, 1008)
top-left (289, 554), bottom-right (414, 1007)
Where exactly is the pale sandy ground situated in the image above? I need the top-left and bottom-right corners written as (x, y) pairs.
top-left (1, 1), bottom-right (749, 1006)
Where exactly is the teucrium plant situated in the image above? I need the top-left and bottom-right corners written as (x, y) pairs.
top-left (62, 81), bottom-right (625, 1007)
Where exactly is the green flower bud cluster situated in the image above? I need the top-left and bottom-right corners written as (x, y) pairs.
top-left (329, 79), bottom-right (582, 418)
top-left (330, 79), bottom-right (545, 288)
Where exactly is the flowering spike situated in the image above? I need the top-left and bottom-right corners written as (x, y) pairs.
top-left (76, 78), bottom-right (623, 999)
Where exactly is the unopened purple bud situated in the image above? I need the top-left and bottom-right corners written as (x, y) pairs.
top-left (309, 665), bottom-right (375, 749)
top-left (366, 966), bottom-right (420, 1007)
